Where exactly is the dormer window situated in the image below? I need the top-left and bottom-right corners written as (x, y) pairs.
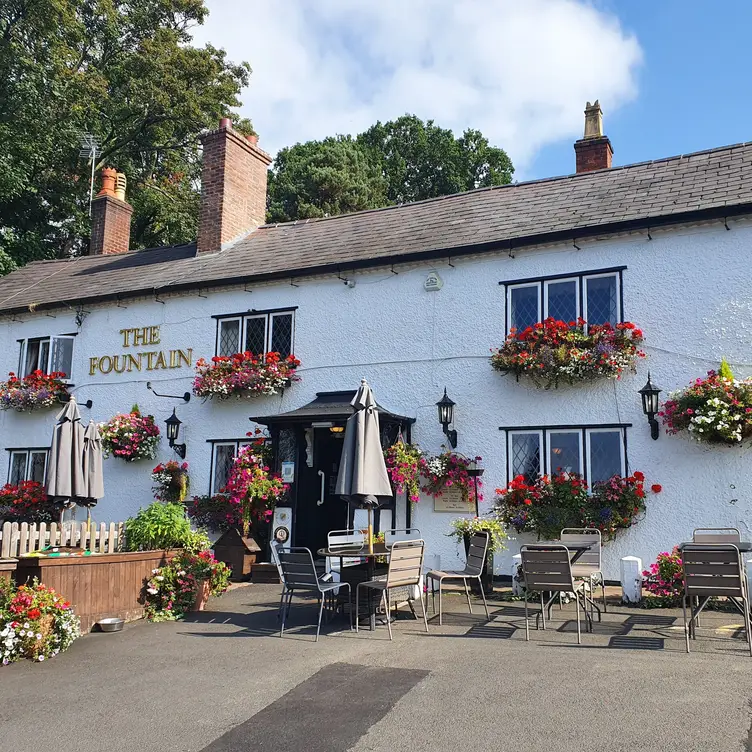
top-left (18, 336), bottom-right (75, 380)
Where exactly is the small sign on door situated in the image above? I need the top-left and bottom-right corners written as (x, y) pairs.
top-left (281, 461), bottom-right (295, 483)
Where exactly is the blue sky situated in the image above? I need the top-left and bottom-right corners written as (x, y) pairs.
top-left (195, 1), bottom-right (749, 183)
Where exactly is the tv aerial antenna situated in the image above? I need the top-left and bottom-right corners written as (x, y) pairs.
top-left (77, 132), bottom-right (100, 216)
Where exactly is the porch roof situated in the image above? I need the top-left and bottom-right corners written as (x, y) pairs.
top-left (249, 390), bottom-right (415, 426)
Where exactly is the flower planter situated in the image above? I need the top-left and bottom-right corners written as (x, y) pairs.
top-left (191, 578), bottom-right (211, 611)
top-left (13, 549), bottom-right (180, 632)
top-left (0, 558), bottom-right (17, 579)
top-left (212, 528), bottom-right (262, 581)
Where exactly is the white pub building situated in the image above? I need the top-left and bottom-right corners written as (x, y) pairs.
top-left (1, 104), bottom-right (751, 579)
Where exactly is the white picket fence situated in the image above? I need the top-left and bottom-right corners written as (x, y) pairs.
top-left (0, 521), bottom-right (125, 559)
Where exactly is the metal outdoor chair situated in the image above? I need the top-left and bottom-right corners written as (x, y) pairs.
top-left (692, 528), bottom-right (742, 544)
top-left (425, 531), bottom-right (491, 625)
top-left (356, 539), bottom-right (429, 640)
top-left (384, 528), bottom-right (422, 549)
top-left (561, 528), bottom-right (607, 613)
top-left (277, 547), bottom-right (352, 641)
top-left (327, 529), bottom-right (367, 573)
top-left (519, 544), bottom-right (591, 644)
top-left (681, 544), bottom-right (752, 656)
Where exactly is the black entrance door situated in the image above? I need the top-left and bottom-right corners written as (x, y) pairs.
top-left (294, 427), bottom-right (348, 552)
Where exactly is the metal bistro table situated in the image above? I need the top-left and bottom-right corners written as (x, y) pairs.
top-left (526, 542), bottom-right (602, 628)
top-left (318, 543), bottom-right (392, 631)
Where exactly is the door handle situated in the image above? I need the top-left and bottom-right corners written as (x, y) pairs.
top-left (316, 470), bottom-right (325, 505)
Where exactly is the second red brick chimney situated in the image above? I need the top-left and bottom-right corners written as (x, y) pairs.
top-left (197, 120), bottom-right (272, 254)
top-left (90, 168), bottom-right (133, 255)
top-left (574, 100), bottom-right (613, 173)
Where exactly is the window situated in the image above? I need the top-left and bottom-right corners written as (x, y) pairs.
top-left (214, 308), bottom-right (296, 358)
top-left (18, 336), bottom-right (75, 379)
top-left (503, 268), bottom-right (624, 334)
top-left (504, 425), bottom-right (628, 484)
top-left (7, 449), bottom-right (49, 485)
top-left (208, 440), bottom-right (252, 494)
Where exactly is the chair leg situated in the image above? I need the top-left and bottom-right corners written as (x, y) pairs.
top-left (315, 596), bottom-right (325, 642)
top-left (743, 591), bottom-right (752, 658)
top-left (355, 584), bottom-right (361, 634)
top-left (540, 591), bottom-right (546, 630)
top-left (601, 576), bottom-right (607, 613)
top-left (478, 576), bottom-right (490, 621)
top-left (524, 591), bottom-right (530, 641)
top-left (384, 591), bottom-right (393, 641)
top-left (346, 584), bottom-right (353, 630)
top-left (419, 586), bottom-right (429, 633)
top-left (438, 579), bottom-right (443, 626)
top-left (574, 587), bottom-right (581, 645)
top-left (682, 594), bottom-right (690, 654)
top-left (463, 578), bottom-right (473, 615)
top-left (280, 589), bottom-right (291, 637)
top-left (277, 587), bottom-right (286, 621)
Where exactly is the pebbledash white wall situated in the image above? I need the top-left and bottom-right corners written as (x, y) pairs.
top-left (1, 216), bottom-right (752, 579)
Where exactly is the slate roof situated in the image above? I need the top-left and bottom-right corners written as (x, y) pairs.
top-left (2, 141), bottom-right (752, 314)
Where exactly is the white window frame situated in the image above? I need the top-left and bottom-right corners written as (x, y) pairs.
top-left (7, 449), bottom-right (49, 485)
top-left (543, 277), bottom-right (580, 322)
top-left (582, 272), bottom-right (620, 330)
top-left (507, 429), bottom-right (544, 481)
top-left (214, 309), bottom-right (296, 358)
top-left (17, 335), bottom-right (75, 381)
top-left (506, 283), bottom-right (541, 334)
top-left (209, 440), bottom-right (252, 494)
top-left (269, 311), bottom-right (296, 357)
top-left (546, 429), bottom-right (584, 476)
top-left (217, 317), bottom-right (243, 357)
top-left (585, 427), bottom-right (626, 483)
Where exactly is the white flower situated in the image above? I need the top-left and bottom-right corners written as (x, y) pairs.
top-left (155, 575), bottom-right (164, 582)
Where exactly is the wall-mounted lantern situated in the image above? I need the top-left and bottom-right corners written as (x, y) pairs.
top-left (436, 388), bottom-right (458, 448)
top-left (165, 408), bottom-right (187, 458)
top-left (639, 372), bottom-right (662, 441)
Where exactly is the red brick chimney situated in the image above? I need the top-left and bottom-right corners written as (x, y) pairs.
top-left (89, 168), bottom-right (133, 255)
top-left (197, 119), bottom-right (272, 254)
top-left (574, 100), bottom-right (613, 173)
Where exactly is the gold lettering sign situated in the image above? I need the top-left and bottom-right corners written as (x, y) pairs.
top-left (90, 325), bottom-right (193, 376)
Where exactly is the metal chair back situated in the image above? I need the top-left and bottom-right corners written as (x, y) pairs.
top-left (464, 531), bottom-right (490, 577)
top-left (692, 527), bottom-right (741, 544)
top-left (560, 528), bottom-right (601, 573)
top-left (520, 545), bottom-right (576, 594)
top-left (327, 528), bottom-right (366, 570)
top-left (384, 528), bottom-right (422, 550)
top-left (682, 544), bottom-right (745, 599)
top-left (386, 540), bottom-right (425, 589)
top-left (277, 548), bottom-right (321, 590)
top-left (271, 540), bottom-right (287, 579)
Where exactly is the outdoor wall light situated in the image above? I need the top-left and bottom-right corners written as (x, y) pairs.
top-left (436, 388), bottom-right (458, 448)
top-left (639, 372), bottom-right (662, 441)
top-left (165, 408), bottom-right (187, 458)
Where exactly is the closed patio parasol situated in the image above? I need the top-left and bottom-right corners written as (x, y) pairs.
top-left (334, 379), bottom-right (393, 553)
top-left (80, 420), bottom-right (105, 531)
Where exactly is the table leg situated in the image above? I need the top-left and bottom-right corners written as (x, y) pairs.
top-left (368, 557), bottom-right (376, 631)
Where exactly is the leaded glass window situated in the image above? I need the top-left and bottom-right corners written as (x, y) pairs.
top-left (544, 279), bottom-right (578, 323)
top-left (244, 316), bottom-right (266, 355)
top-left (584, 274), bottom-right (618, 327)
top-left (7, 449), bottom-right (48, 485)
top-left (509, 285), bottom-right (540, 333)
top-left (215, 310), bottom-right (295, 359)
top-left (586, 430), bottom-right (624, 483)
top-left (547, 431), bottom-right (582, 475)
top-left (218, 319), bottom-right (241, 357)
top-left (509, 432), bottom-right (543, 483)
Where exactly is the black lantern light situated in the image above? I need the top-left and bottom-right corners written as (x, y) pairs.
top-left (436, 387), bottom-right (457, 448)
top-left (165, 408), bottom-right (187, 458)
top-left (639, 372), bottom-right (662, 441)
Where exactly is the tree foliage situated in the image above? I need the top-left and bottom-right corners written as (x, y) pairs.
top-left (0, 0), bottom-right (252, 265)
top-left (267, 114), bottom-right (514, 222)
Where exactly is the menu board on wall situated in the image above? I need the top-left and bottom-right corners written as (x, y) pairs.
top-left (433, 487), bottom-right (475, 514)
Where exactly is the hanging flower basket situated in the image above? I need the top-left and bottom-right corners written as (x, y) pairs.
top-left (490, 318), bottom-right (645, 388)
top-left (193, 351), bottom-right (301, 400)
top-left (151, 460), bottom-right (190, 502)
top-left (384, 441), bottom-right (423, 503)
top-left (660, 362), bottom-right (752, 444)
top-left (493, 471), bottom-right (660, 542)
top-left (99, 405), bottom-right (160, 462)
top-left (419, 452), bottom-right (482, 506)
top-left (0, 370), bottom-right (70, 411)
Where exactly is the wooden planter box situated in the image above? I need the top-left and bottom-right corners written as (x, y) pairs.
top-left (213, 529), bottom-right (261, 581)
top-left (14, 550), bottom-right (179, 633)
top-left (0, 558), bottom-right (17, 579)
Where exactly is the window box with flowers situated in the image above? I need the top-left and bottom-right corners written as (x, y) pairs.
top-left (0, 370), bottom-right (70, 412)
top-left (99, 405), bottom-right (160, 462)
top-left (193, 351), bottom-right (301, 400)
top-left (419, 451), bottom-right (483, 507)
top-left (151, 460), bottom-right (190, 502)
top-left (0, 481), bottom-right (57, 523)
top-left (490, 318), bottom-right (645, 388)
top-left (660, 361), bottom-right (752, 445)
top-left (494, 471), bottom-right (661, 542)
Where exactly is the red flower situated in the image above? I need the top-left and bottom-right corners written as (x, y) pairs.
top-left (26, 608), bottom-right (41, 620)
top-left (633, 471), bottom-right (645, 482)
top-left (651, 484), bottom-right (662, 494)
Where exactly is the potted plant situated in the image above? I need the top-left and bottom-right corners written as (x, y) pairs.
top-left (193, 351), bottom-right (301, 400)
top-left (491, 318), bottom-right (645, 388)
top-left (447, 517), bottom-right (507, 593)
top-left (124, 502), bottom-right (207, 552)
top-left (151, 460), bottom-right (190, 502)
top-left (99, 405), bottom-right (160, 461)
top-left (0, 370), bottom-right (70, 411)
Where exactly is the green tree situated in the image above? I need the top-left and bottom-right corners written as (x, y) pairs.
top-left (267, 136), bottom-right (386, 224)
top-left (0, 0), bottom-right (252, 266)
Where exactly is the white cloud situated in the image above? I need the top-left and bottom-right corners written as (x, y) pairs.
top-left (192, 0), bottom-right (642, 175)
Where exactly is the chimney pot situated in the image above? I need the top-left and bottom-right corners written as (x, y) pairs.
top-left (574, 100), bottom-right (613, 173)
top-left (114, 172), bottom-right (127, 201)
top-left (97, 167), bottom-right (117, 197)
top-left (219, 117), bottom-right (232, 130)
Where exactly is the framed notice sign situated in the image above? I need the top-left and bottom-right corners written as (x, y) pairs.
top-left (433, 487), bottom-right (475, 513)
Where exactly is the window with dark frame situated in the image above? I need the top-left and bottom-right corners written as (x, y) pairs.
top-left (17, 336), bottom-right (75, 379)
top-left (214, 308), bottom-right (296, 359)
top-left (502, 267), bottom-right (625, 335)
top-left (503, 425), bottom-right (629, 485)
top-left (7, 448), bottom-right (49, 485)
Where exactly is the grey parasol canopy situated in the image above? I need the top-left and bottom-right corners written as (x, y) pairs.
top-left (82, 420), bottom-right (105, 501)
top-left (335, 379), bottom-right (393, 508)
top-left (45, 397), bottom-right (86, 501)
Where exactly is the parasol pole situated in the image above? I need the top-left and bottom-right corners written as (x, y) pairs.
top-left (368, 507), bottom-right (374, 554)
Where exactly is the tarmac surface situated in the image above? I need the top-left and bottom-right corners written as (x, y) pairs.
top-left (2, 584), bottom-right (752, 752)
